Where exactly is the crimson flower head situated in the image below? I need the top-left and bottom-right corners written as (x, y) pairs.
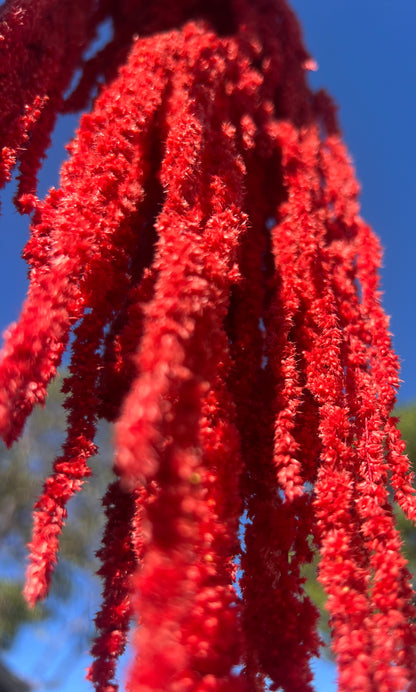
top-left (0, 1), bottom-right (415, 690)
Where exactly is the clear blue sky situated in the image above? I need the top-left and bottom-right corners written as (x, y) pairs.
top-left (291, 0), bottom-right (416, 405)
top-left (1, 2), bottom-right (416, 690)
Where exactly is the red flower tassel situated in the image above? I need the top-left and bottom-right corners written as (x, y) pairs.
top-left (0, 1), bottom-right (415, 690)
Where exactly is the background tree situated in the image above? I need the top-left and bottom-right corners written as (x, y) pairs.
top-left (0, 376), bottom-right (113, 690)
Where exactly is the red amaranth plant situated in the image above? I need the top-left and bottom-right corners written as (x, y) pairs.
top-left (0, 1), bottom-right (415, 690)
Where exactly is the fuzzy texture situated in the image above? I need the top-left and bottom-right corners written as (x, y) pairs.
top-left (1, 1), bottom-right (416, 691)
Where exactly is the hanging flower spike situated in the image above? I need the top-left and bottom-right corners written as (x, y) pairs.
top-left (355, 219), bottom-right (416, 521)
top-left (290, 125), bottom-right (377, 690)
top-left (23, 26), bottom-right (176, 607)
top-left (0, 30), bottom-right (170, 446)
top-left (238, 125), bottom-right (329, 692)
top-left (115, 25), bottom-right (249, 690)
top-left (88, 273), bottom-right (157, 691)
top-left (87, 481), bottom-right (139, 692)
top-left (24, 308), bottom-right (105, 606)
top-left (351, 220), bottom-right (416, 690)
top-left (0, 2), bottom-right (415, 691)
top-left (0, 0), bottom-right (98, 207)
top-left (313, 102), bottom-right (416, 690)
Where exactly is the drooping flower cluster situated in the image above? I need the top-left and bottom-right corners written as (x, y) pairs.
top-left (1, 1), bottom-right (416, 690)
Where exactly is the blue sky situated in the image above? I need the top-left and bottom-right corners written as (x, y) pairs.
top-left (291, 0), bottom-right (416, 405)
top-left (0, 2), bottom-right (415, 690)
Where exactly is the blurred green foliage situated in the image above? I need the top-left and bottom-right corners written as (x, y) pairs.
top-left (393, 403), bottom-right (416, 580)
top-left (0, 372), bottom-right (114, 685)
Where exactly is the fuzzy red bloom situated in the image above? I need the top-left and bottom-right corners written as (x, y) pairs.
top-left (0, 1), bottom-right (415, 690)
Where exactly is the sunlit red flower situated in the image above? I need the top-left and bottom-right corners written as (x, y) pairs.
top-left (1, 1), bottom-right (416, 690)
